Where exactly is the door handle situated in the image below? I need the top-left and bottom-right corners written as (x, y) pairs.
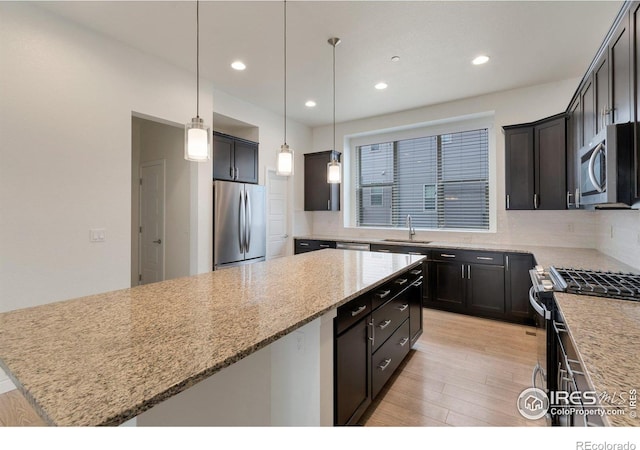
top-left (245, 190), bottom-right (251, 252)
top-left (153, 239), bottom-right (162, 244)
top-left (588, 142), bottom-right (605, 193)
top-left (534, 193), bottom-right (539, 209)
top-left (351, 305), bottom-right (367, 317)
top-left (377, 358), bottom-right (392, 371)
top-left (239, 191), bottom-right (245, 253)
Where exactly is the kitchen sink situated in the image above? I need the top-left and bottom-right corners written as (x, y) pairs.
top-left (381, 239), bottom-right (431, 244)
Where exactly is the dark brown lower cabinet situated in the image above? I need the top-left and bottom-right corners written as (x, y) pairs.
top-left (334, 264), bottom-right (423, 425)
top-left (430, 261), bottom-right (466, 313)
top-left (467, 263), bottom-right (506, 319)
top-left (335, 318), bottom-right (370, 426)
top-left (424, 249), bottom-right (532, 324)
top-left (371, 319), bottom-right (410, 398)
top-left (408, 275), bottom-right (424, 346)
top-left (505, 253), bottom-right (535, 325)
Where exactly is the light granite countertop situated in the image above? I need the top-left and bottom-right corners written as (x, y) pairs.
top-left (554, 292), bottom-right (640, 427)
top-left (0, 250), bottom-right (424, 426)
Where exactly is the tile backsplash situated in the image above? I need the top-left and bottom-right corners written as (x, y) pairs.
top-left (595, 210), bottom-right (640, 271)
top-left (307, 209), bottom-right (598, 249)
top-left (304, 208), bottom-right (640, 271)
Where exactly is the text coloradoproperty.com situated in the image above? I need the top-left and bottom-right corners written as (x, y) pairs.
top-left (576, 442), bottom-right (636, 450)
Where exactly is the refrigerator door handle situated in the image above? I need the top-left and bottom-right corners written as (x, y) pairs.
top-left (245, 190), bottom-right (252, 251)
top-left (238, 190), bottom-right (245, 253)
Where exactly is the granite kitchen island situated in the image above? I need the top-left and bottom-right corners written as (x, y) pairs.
top-left (0, 250), bottom-right (424, 426)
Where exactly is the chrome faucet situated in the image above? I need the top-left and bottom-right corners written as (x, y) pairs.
top-left (406, 214), bottom-right (416, 240)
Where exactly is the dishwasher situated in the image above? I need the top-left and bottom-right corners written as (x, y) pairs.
top-left (335, 242), bottom-right (371, 251)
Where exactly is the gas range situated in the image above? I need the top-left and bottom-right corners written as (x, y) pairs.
top-left (548, 266), bottom-right (640, 301)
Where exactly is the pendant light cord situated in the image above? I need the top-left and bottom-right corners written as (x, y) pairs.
top-left (196, 0), bottom-right (200, 119)
top-left (283, 0), bottom-right (287, 145)
top-left (332, 40), bottom-right (336, 152)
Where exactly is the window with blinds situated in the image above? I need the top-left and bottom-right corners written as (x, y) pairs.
top-left (356, 128), bottom-right (489, 230)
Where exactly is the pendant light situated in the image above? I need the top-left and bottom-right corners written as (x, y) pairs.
top-left (185, 0), bottom-right (211, 162)
top-left (276, 0), bottom-right (294, 176)
top-left (327, 37), bottom-right (341, 184)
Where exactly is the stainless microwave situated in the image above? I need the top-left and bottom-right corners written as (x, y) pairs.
top-left (578, 123), bottom-right (634, 208)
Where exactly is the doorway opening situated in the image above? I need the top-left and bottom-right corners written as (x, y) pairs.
top-left (131, 116), bottom-right (191, 286)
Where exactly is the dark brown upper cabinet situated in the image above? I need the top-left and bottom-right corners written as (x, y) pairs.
top-left (304, 150), bottom-right (341, 211)
top-left (504, 114), bottom-right (567, 210)
top-left (212, 131), bottom-right (259, 184)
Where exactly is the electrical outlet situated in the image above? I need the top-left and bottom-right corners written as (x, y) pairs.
top-left (568, 222), bottom-right (575, 233)
top-left (610, 225), bottom-right (614, 239)
top-left (90, 228), bottom-right (106, 243)
top-left (637, 232), bottom-right (640, 246)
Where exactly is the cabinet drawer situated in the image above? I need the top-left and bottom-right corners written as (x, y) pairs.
top-left (294, 239), bottom-right (336, 254)
top-left (372, 319), bottom-right (411, 398)
top-left (371, 289), bottom-right (410, 352)
top-left (370, 270), bottom-right (415, 310)
top-left (466, 251), bottom-right (504, 266)
top-left (431, 249), bottom-right (464, 262)
top-left (432, 249), bottom-right (503, 266)
top-left (336, 297), bottom-right (372, 336)
top-left (370, 244), bottom-right (430, 256)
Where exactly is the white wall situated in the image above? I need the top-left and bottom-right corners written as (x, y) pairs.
top-left (0, 1), bottom-right (311, 312)
top-left (0, 3), bottom-right (311, 387)
top-left (306, 78), bottom-right (599, 249)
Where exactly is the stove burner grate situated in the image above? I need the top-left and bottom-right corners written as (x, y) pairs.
top-left (552, 267), bottom-right (640, 301)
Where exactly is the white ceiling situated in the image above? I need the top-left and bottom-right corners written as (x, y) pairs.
top-left (36, 1), bottom-right (622, 127)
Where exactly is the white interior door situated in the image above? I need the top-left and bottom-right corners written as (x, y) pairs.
top-left (266, 169), bottom-right (289, 260)
top-left (140, 160), bottom-right (165, 284)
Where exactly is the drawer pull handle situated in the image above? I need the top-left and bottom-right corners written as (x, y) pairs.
top-left (319, 244), bottom-right (330, 248)
top-left (351, 305), bottom-right (367, 317)
top-left (299, 242), bottom-right (309, 246)
top-left (398, 304), bottom-right (409, 312)
top-left (441, 254), bottom-right (456, 258)
top-left (395, 278), bottom-right (408, 286)
top-left (410, 269), bottom-right (422, 276)
top-left (399, 337), bottom-right (409, 347)
top-left (379, 319), bottom-right (392, 330)
top-left (408, 252), bottom-right (422, 255)
top-left (376, 290), bottom-right (391, 299)
top-left (476, 256), bottom-right (494, 261)
top-left (378, 358), bottom-right (392, 371)
top-left (378, 249), bottom-right (391, 253)
top-left (412, 280), bottom-right (423, 288)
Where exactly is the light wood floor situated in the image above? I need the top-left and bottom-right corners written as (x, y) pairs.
top-left (362, 308), bottom-right (545, 426)
top-left (0, 308), bottom-right (544, 427)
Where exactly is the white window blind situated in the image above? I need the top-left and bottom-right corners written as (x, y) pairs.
top-left (356, 128), bottom-right (489, 230)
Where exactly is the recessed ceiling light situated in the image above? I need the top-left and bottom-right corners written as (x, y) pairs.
top-left (231, 61), bottom-right (246, 71)
top-left (305, 100), bottom-right (317, 108)
top-left (472, 55), bottom-right (490, 65)
top-left (391, 56), bottom-right (400, 62)
top-left (375, 82), bottom-right (388, 90)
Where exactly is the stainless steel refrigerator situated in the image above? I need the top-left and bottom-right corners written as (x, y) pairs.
top-left (213, 180), bottom-right (266, 269)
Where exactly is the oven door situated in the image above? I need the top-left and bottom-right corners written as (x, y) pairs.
top-left (579, 140), bottom-right (607, 205)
